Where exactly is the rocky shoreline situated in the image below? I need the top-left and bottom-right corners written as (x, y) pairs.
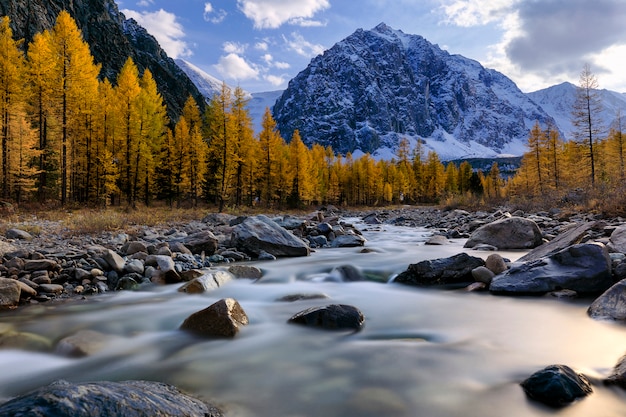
top-left (3, 205), bottom-right (626, 413)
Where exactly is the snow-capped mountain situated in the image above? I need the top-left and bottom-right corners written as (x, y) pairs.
top-left (527, 82), bottom-right (626, 140)
top-left (175, 59), bottom-right (224, 100)
top-left (271, 23), bottom-right (556, 160)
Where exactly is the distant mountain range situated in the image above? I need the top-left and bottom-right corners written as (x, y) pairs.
top-left (528, 82), bottom-right (626, 140)
top-left (11, 0), bottom-right (621, 160)
top-left (183, 24), bottom-right (626, 161)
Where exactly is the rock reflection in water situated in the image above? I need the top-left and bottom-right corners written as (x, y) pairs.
top-left (1, 222), bottom-right (626, 416)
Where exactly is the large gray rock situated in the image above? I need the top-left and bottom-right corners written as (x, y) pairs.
top-left (605, 354), bottom-right (626, 388)
top-left (521, 365), bottom-right (592, 407)
top-left (394, 253), bottom-right (485, 286)
top-left (490, 243), bottom-right (613, 295)
top-left (588, 279), bottom-right (626, 320)
top-left (609, 225), bottom-right (626, 253)
top-left (517, 221), bottom-right (597, 263)
top-left (0, 380), bottom-right (223, 417)
top-left (102, 249), bottom-right (125, 273)
top-left (181, 231), bottom-right (218, 255)
top-left (464, 216), bottom-right (543, 250)
top-left (180, 298), bottom-right (249, 338)
top-left (0, 278), bottom-right (20, 309)
top-left (231, 215), bottom-right (310, 258)
top-left (288, 304), bottom-right (365, 331)
top-left (6, 228), bottom-right (33, 240)
top-left (330, 233), bottom-right (367, 248)
top-left (178, 271), bottom-right (233, 294)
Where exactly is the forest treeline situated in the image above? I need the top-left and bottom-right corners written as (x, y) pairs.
top-left (0, 12), bottom-right (623, 212)
top-left (0, 12), bottom-right (496, 210)
top-left (507, 64), bottom-right (626, 212)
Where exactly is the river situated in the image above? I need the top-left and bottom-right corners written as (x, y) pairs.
top-left (1, 219), bottom-right (626, 416)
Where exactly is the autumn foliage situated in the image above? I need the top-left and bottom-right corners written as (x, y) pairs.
top-left (0, 12), bottom-right (495, 210)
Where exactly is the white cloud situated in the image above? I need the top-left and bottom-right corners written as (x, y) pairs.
top-left (255, 41), bottom-right (269, 51)
top-left (438, 0), bottom-right (626, 92)
top-left (274, 61), bottom-right (290, 69)
top-left (223, 41), bottom-right (247, 54)
top-left (122, 8), bottom-right (192, 58)
top-left (204, 2), bottom-right (227, 23)
top-left (265, 74), bottom-right (287, 87)
top-left (214, 53), bottom-right (259, 80)
top-left (136, 0), bottom-right (154, 7)
top-left (262, 53), bottom-right (273, 64)
top-left (439, 0), bottom-right (517, 27)
top-left (237, 0), bottom-right (330, 29)
top-left (283, 32), bottom-right (325, 57)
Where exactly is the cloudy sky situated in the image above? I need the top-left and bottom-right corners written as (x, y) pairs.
top-left (119, 0), bottom-right (626, 94)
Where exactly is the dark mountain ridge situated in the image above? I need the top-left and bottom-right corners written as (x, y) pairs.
top-left (0, 0), bottom-right (203, 120)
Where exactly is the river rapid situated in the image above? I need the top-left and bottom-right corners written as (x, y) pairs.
top-left (1, 219), bottom-right (626, 416)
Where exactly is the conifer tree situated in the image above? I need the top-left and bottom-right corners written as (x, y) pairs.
top-left (25, 30), bottom-right (56, 201)
top-left (257, 107), bottom-right (284, 206)
top-left (9, 113), bottom-right (40, 203)
top-left (287, 129), bottom-right (313, 207)
top-left (115, 58), bottom-right (141, 206)
top-left (231, 86), bottom-right (255, 207)
top-left (135, 69), bottom-right (168, 205)
top-left (50, 11), bottom-right (101, 205)
top-left (572, 64), bottom-right (604, 187)
top-left (0, 16), bottom-right (25, 199)
top-left (204, 85), bottom-right (235, 211)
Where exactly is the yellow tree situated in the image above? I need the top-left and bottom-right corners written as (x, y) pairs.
top-left (25, 30), bottom-right (57, 201)
top-left (155, 129), bottom-right (176, 206)
top-left (0, 16), bottom-right (25, 199)
top-left (457, 160), bottom-right (472, 194)
top-left (115, 58), bottom-right (141, 206)
top-left (444, 162), bottom-right (458, 194)
top-left (49, 11), bottom-right (101, 205)
top-left (205, 85), bottom-right (236, 211)
top-left (134, 69), bottom-right (168, 205)
top-left (607, 123), bottom-right (625, 183)
top-left (287, 130), bottom-right (313, 207)
top-left (92, 78), bottom-right (119, 205)
top-left (257, 107), bottom-right (284, 206)
top-left (525, 121), bottom-right (548, 194)
top-left (395, 137), bottom-right (413, 202)
top-left (172, 116), bottom-right (191, 202)
top-left (423, 151), bottom-right (444, 201)
top-left (8, 114), bottom-right (41, 203)
top-left (231, 86), bottom-right (255, 207)
top-left (544, 125), bottom-right (563, 191)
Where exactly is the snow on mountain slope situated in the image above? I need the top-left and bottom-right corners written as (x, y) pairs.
top-left (527, 82), bottom-right (626, 140)
top-left (272, 23), bottom-right (556, 160)
top-left (175, 59), bottom-right (223, 100)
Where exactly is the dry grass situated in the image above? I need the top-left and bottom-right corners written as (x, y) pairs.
top-left (0, 205), bottom-right (212, 236)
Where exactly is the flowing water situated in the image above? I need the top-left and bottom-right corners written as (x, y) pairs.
top-left (2, 219), bottom-right (626, 416)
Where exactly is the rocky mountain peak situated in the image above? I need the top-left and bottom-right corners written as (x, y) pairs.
top-left (272, 23), bottom-right (555, 159)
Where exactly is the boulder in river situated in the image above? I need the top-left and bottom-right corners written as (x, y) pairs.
top-left (0, 380), bottom-right (223, 417)
top-left (180, 298), bottom-right (249, 338)
top-left (520, 364), bottom-right (592, 407)
top-left (604, 354), bottom-right (626, 388)
top-left (587, 279), bottom-right (626, 320)
top-left (464, 216), bottom-right (543, 250)
top-left (0, 278), bottom-right (20, 309)
top-left (288, 304), bottom-right (364, 331)
top-left (490, 243), bottom-right (613, 295)
top-left (230, 215), bottom-right (310, 258)
top-left (394, 253), bottom-right (485, 286)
